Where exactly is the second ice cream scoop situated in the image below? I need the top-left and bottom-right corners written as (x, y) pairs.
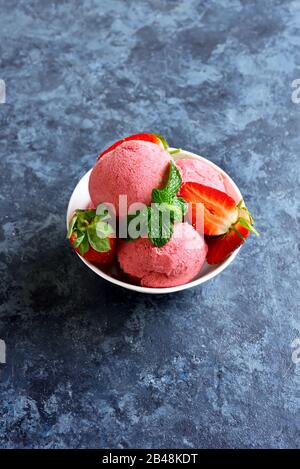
top-left (176, 158), bottom-right (225, 192)
top-left (118, 222), bottom-right (207, 288)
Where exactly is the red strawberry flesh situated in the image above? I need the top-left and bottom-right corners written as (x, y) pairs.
top-left (97, 133), bottom-right (167, 160)
top-left (206, 208), bottom-right (251, 264)
top-left (179, 182), bottom-right (238, 235)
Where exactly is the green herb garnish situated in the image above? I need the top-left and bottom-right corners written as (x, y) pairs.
top-left (126, 162), bottom-right (187, 247)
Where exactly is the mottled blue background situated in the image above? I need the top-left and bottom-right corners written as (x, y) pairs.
top-left (0, 0), bottom-right (299, 449)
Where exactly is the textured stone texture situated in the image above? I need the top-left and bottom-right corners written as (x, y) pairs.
top-left (0, 0), bottom-right (299, 449)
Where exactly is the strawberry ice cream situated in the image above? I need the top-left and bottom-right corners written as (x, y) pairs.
top-left (176, 158), bottom-right (225, 192)
top-left (118, 222), bottom-right (207, 288)
top-left (68, 130), bottom-right (257, 290)
top-left (89, 140), bottom-right (171, 215)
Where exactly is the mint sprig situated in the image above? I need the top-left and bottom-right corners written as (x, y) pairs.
top-left (148, 204), bottom-right (175, 247)
top-left (127, 162), bottom-right (187, 247)
top-left (152, 161), bottom-right (182, 204)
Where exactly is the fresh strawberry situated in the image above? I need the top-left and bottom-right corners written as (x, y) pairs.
top-left (67, 208), bottom-right (116, 265)
top-left (97, 133), bottom-right (168, 160)
top-left (179, 182), bottom-right (239, 235)
top-left (179, 181), bottom-right (259, 263)
top-left (70, 232), bottom-right (116, 264)
top-left (206, 207), bottom-right (258, 264)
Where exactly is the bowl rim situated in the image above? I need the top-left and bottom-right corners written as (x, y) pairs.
top-left (66, 148), bottom-right (242, 294)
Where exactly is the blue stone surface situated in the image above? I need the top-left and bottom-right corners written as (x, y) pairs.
top-left (0, 0), bottom-right (299, 449)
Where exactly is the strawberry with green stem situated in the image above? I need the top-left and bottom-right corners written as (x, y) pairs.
top-left (179, 182), bottom-right (259, 264)
top-left (67, 208), bottom-right (116, 265)
top-left (206, 205), bottom-right (257, 264)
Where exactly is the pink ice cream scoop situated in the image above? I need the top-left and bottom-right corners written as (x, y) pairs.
top-left (89, 140), bottom-right (171, 215)
top-left (118, 222), bottom-right (207, 288)
top-left (176, 158), bottom-right (225, 192)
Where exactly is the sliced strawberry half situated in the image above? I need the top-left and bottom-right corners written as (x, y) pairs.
top-left (179, 182), bottom-right (239, 235)
top-left (67, 208), bottom-right (116, 265)
top-left (206, 207), bottom-right (258, 264)
top-left (97, 133), bottom-right (168, 160)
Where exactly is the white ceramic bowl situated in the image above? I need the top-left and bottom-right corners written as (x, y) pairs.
top-left (66, 149), bottom-right (242, 294)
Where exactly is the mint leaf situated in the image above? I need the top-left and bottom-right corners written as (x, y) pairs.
top-left (152, 188), bottom-right (171, 204)
top-left (73, 232), bottom-right (85, 248)
top-left (150, 234), bottom-right (173, 247)
top-left (152, 161), bottom-right (181, 204)
top-left (169, 197), bottom-right (187, 222)
top-left (165, 161), bottom-right (182, 196)
top-left (149, 210), bottom-right (174, 247)
top-left (67, 215), bottom-right (77, 239)
top-left (127, 207), bottom-right (149, 240)
top-left (148, 204), bottom-right (174, 247)
top-left (87, 225), bottom-right (110, 252)
top-left (79, 234), bottom-right (90, 255)
top-left (124, 161), bottom-right (185, 248)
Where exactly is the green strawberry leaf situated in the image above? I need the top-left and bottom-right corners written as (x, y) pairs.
top-left (239, 217), bottom-right (260, 236)
top-left (75, 208), bottom-right (96, 220)
top-left (76, 217), bottom-right (89, 232)
top-left (79, 234), bottom-right (90, 255)
top-left (153, 133), bottom-right (169, 149)
top-left (67, 215), bottom-right (77, 239)
top-left (73, 232), bottom-right (85, 248)
top-left (87, 225), bottom-right (110, 252)
top-left (168, 148), bottom-right (181, 155)
top-left (74, 209), bottom-right (96, 231)
top-left (96, 221), bottom-right (115, 238)
top-left (70, 208), bottom-right (114, 253)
